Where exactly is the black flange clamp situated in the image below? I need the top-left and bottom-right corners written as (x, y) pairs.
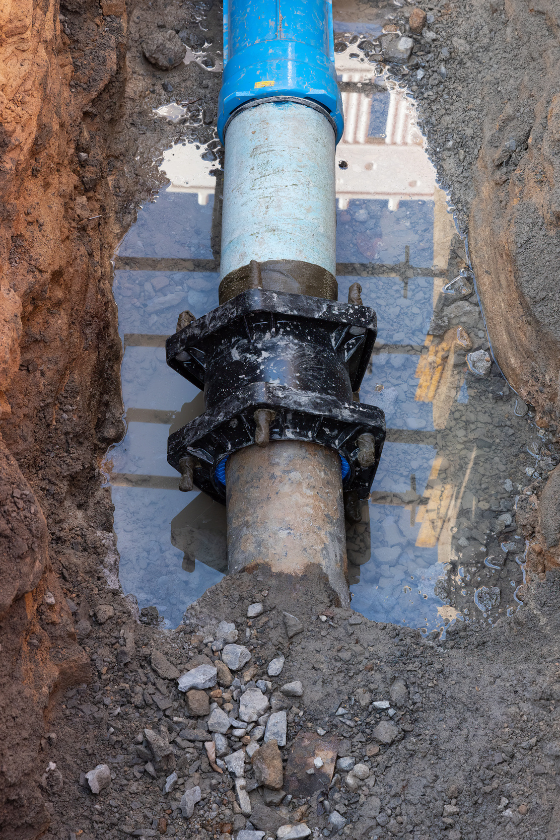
top-left (166, 288), bottom-right (386, 504)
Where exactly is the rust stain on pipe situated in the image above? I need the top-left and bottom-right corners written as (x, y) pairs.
top-left (225, 440), bottom-right (349, 605)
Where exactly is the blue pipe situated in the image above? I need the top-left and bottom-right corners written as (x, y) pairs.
top-left (218, 0), bottom-right (344, 142)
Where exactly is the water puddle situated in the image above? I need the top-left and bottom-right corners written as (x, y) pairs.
top-left (104, 9), bottom-right (557, 633)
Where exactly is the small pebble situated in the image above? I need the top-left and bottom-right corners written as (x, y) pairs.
top-left (281, 681), bottom-right (303, 697)
top-left (276, 825), bottom-right (311, 839)
top-left (268, 656), bottom-right (285, 677)
top-left (222, 644), bottom-right (251, 671)
top-left (85, 764), bottom-right (111, 794)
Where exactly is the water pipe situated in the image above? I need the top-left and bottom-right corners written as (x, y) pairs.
top-left (166, 0), bottom-right (385, 604)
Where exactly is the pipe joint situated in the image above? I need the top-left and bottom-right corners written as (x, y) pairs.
top-left (166, 285), bottom-right (385, 503)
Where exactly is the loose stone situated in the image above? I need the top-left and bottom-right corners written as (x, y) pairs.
top-left (263, 789), bottom-right (286, 806)
top-left (467, 349), bottom-right (492, 377)
top-left (41, 762), bottom-right (63, 794)
top-left (151, 650), bottom-right (180, 680)
top-left (409, 7), bottom-right (427, 33)
top-left (222, 644), bottom-right (252, 671)
top-left (142, 30), bottom-right (186, 70)
top-left (238, 832), bottom-right (265, 840)
top-left (236, 778), bottom-right (252, 815)
top-left (277, 824), bottom-right (311, 838)
top-left (186, 689), bottom-right (210, 717)
top-left (85, 764), bottom-right (111, 794)
top-left (268, 656), bottom-right (285, 677)
top-left (246, 741), bottom-right (260, 759)
top-left (213, 732), bottom-right (229, 756)
top-left (240, 687), bottom-right (270, 722)
top-left (143, 729), bottom-right (173, 763)
top-left (163, 771), bottom-right (178, 794)
top-left (380, 34), bottom-right (414, 63)
top-left (180, 786), bottom-right (201, 818)
top-left (337, 757), bottom-right (355, 771)
top-left (345, 772), bottom-right (361, 791)
top-left (329, 811), bottom-right (347, 830)
top-left (283, 612), bottom-right (304, 639)
top-left (224, 749), bottom-right (245, 777)
top-left (390, 679), bottom-right (408, 708)
top-left (252, 739), bottom-right (284, 790)
top-left (95, 605), bottom-right (114, 624)
top-left (353, 763), bottom-right (370, 780)
top-left (208, 707), bottom-right (231, 734)
top-left (216, 659), bottom-right (233, 687)
top-left (247, 602), bottom-right (264, 618)
top-left (280, 681), bottom-right (303, 697)
top-left (372, 721), bottom-right (399, 745)
top-left (178, 664), bottom-right (217, 692)
top-left (265, 711), bottom-right (287, 747)
top-left (216, 620), bottom-right (238, 643)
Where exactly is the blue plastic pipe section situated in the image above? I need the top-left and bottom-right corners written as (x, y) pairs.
top-left (218, 0), bottom-right (344, 142)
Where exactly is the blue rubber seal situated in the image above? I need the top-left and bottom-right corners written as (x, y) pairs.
top-left (214, 452), bottom-right (351, 488)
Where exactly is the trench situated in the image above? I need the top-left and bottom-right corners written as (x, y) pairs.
top-left (6, 1), bottom-right (560, 839)
top-left (102, 5), bottom-right (556, 635)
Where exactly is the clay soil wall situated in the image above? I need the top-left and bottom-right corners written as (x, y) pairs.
top-left (0, 0), bottom-right (126, 835)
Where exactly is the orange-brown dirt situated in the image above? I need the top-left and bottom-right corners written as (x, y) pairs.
top-left (0, 0), bottom-right (126, 835)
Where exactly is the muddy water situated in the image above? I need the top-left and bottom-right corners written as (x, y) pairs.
top-left (103, 26), bottom-right (556, 633)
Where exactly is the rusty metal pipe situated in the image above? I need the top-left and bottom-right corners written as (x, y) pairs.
top-left (225, 441), bottom-right (349, 605)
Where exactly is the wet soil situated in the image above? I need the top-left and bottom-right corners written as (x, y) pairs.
top-left (2, 0), bottom-right (560, 839)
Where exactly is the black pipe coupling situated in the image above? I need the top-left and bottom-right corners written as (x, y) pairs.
top-left (166, 287), bottom-right (386, 504)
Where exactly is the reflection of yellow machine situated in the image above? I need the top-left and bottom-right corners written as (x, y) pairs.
top-left (414, 323), bottom-right (478, 553)
top-left (171, 492), bottom-right (227, 574)
top-left (415, 326), bottom-right (471, 431)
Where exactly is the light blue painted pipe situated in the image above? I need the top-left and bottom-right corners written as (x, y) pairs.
top-left (218, 0), bottom-right (343, 142)
top-left (220, 100), bottom-right (336, 278)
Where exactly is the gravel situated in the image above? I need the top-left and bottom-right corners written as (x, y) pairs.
top-left (267, 656), bottom-right (285, 677)
top-left (177, 664), bottom-right (217, 691)
top-left (179, 785), bottom-right (201, 818)
top-left (239, 687), bottom-right (270, 723)
top-left (84, 764), bottom-right (111, 794)
top-left (208, 707), bottom-right (232, 734)
top-left (222, 644), bottom-right (252, 671)
top-left (264, 711), bottom-right (287, 747)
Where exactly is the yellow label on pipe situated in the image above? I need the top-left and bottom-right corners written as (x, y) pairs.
top-left (254, 80), bottom-right (275, 88)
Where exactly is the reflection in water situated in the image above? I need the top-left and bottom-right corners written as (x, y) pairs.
top-left (104, 27), bottom-right (550, 632)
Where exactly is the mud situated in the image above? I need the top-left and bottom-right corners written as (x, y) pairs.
top-left (2, 0), bottom-right (560, 838)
